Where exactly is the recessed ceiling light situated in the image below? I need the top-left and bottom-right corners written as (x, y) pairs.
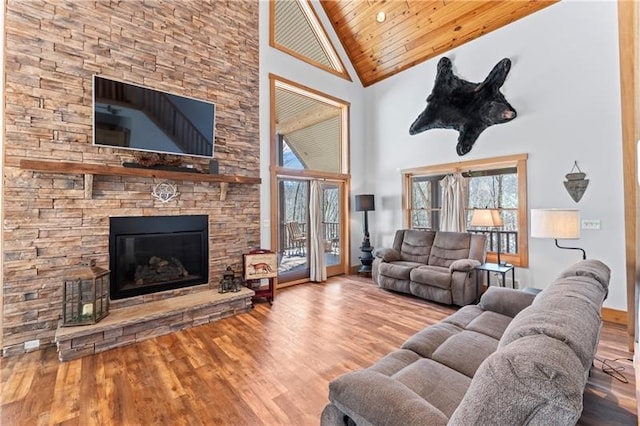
top-left (376, 11), bottom-right (386, 23)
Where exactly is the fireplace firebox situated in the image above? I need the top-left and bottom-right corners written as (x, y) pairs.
top-left (109, 215), bottom-right (209, 300)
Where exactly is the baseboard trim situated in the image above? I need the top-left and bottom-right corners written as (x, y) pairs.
top-left (601, 307), bottom-right (628, 325)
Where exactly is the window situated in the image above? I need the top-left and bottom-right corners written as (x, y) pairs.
top-left (410, 175), bottom-right (442, 230)
top-left (270, 0), bottom-right (351, 81)
top-left (403, 154), bottom-right (528, 267)
top-left (273, 78), bottom-right (348, 174)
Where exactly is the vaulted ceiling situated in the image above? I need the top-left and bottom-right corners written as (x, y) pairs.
top-left (320, 0), bottom-right (559, 87)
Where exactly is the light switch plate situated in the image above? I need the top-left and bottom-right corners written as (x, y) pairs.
top-left (581, 219), bottom-right (601, 230)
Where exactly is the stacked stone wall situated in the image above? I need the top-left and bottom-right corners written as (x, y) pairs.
top-left (2, 0), bottom-right (260, 356)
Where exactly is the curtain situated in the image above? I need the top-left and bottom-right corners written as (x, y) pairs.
top-left (309, 180), bottom-right (327, 282)
top-left (440, 173), bottom-right (467, 232)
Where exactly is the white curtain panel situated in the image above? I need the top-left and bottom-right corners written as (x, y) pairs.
top-left (440, 173), bottom-right (467, 232)
top-left (309, 180), bottom-right (327, 282)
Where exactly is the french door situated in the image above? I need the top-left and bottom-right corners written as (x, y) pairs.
top-left (277, 178), bottom-right (309, 283)
top-left (276, 177), bottom-right (346, 285)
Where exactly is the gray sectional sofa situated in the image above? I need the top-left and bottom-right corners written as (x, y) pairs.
top-left (321, 259), bottom-right (610, 426)
top-left (372, 229), bottom-right (487, 306)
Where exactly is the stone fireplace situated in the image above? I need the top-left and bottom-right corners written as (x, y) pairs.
top-left (1, 1), bottom-right (260, 357)
top-left (53, 212), bottom-right (257, 363)
top-left (109, 215), bottom-right (209, 300)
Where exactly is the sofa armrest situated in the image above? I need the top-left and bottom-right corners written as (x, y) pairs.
top-left (374, 248), bottom-right (402, 262)
top-left (479, 287), bottom-right (535, 318)
top-left (328, 370), bottom-right (448, 426)
top-left (449, 259), bottom-right (481, 272)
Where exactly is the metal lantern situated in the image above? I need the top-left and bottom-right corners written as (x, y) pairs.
top-left (219, 266), bottom-right (242, 293)
top-left (62, 260), bottom-right (110, 326)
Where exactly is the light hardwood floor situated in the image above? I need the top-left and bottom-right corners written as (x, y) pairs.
top-left (1, 275), bottom-right (637, 425)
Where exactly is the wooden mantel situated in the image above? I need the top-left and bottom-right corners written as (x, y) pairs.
top-left (19, 159), bottom-right (261, 201)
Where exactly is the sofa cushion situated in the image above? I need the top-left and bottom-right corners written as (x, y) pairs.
top-left (555, 259), bottom-right (610, 291)
top-left (449, 334), bottom-right (585, 425)
top-left (533, 276), bottom-right (607, 312)
top-left (328, 369), bottom-right (449, 426)
top-left (409, 283), bottom-right (452, 305)
top-left (375, 248), bottom-right (402, 262)
top-left (479, 287), bottom-right (536, 318)
top-left (428, 232), bottom-right (472, 268)
top-left (379, 261), bottom-right (424, 280)
top-left (401, 323), bottom-right (462, 358)
top-left (499, 275), bottom-right (606, 371)
top-left (449, 258), bottom-right (480, 272)
top-left (392, 358), bottom-right (472, 418)
top-left (368, 349), bottom-right (422, 376)
top-left (466, 311), bottom-right (513, 341)
top-left (378, 276), bottom-right (412, 294)
top-left (431, 330), bottom-right (499, 378)
top-left (400, 230), bottom-right (436, 263)
top-left (442, 305), bottom-right (485, 329)
top-left (498, 302), bottom-right (601, 372)
top-left (410, 265), bottom-right (451, 289)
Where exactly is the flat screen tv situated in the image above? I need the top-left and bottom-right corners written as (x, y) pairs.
top-left (93, 75), bottom-right (215, 158)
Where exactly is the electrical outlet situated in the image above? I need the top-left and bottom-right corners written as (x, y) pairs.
top-left (24, 339), bottom-right (40, 351)
top-left (581, 219), bottom-right (601, 230)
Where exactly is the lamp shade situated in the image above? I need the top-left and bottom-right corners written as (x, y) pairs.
top-left (470, 209), bottom-right (503, 227)
top-left (355, 194), bottom-right (375, 212)
top-left (531, 209), bottom-right (580, 239)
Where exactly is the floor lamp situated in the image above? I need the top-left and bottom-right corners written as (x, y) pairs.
top-left (530, 209), bottom-right (585, 259)
top-left (355, 194), bottom-right (375, 274)
top-left (470, 208), bottom-right (504, 265)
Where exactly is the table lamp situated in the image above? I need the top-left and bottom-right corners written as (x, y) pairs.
top-left (470, 208), bottom-right (504, 265)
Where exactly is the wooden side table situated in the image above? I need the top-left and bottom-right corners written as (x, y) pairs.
top-left (474, 262), bottom-right (515, 300)
top-left (243, 249), bottom-right (277, 305)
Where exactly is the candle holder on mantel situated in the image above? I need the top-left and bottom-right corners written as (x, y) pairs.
top-left (62, 259), bottom-right (110, 326)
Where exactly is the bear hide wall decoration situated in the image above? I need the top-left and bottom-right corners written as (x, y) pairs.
top-left (409, 57), bottom-right (517, 156)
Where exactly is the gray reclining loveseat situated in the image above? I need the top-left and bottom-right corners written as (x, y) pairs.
top-left (373, 229), bottom-right (487, 306)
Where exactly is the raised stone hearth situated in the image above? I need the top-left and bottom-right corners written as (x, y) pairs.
top-left (54, 288), bottom-right (254, 362)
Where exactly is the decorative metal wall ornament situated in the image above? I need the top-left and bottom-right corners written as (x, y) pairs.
top-left (563, 161), bottom-right (589, 203)
top-left (151, 182), bottom-right (179, 203)
top-left (409, 57), bottom-right (517, 156)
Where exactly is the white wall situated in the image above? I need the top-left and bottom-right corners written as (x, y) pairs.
top-left (258, 1), bottom-right (628, 311)
top-left (258, 0), bottom-right (367, 265)
top-left (365, 1), bottom-right (626, 310)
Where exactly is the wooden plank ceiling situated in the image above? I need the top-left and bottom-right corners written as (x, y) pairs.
top-left (320, 0), bottom-right (558, 87)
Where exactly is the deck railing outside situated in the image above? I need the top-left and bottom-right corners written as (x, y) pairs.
top-left (467, 229), bottom-right (518, 254)
top-left (411, 228), bottom-right (518, 254)
top-left (280, 222), bottom-right (339, 256)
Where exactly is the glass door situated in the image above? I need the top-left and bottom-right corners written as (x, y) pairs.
top-left (322, 181), bottom-right (344, 276)
top-left (277, 178), bottom-right (309, 283)
top-left (277, 178), bottom-right (347, 284)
